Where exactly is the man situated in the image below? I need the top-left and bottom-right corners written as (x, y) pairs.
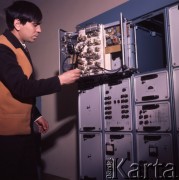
top-left (0, 1), bottom-right (81, 180)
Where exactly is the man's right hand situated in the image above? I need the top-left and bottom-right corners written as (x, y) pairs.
top-left (58, 69), bottom-right (81, 85)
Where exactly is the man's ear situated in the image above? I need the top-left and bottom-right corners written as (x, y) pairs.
top-left (14, 19), bottom-right (21, 31)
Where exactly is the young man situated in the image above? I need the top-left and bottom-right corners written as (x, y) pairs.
top-left (0, 1), bottom-right (81, 180)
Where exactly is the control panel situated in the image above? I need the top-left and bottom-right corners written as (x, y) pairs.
top-left (102, 78), bottom-right (132, 131)
top-left (79, 132), bottom-right (103, 180)
top-left (105, 133), bottom-right (133, 179)
top-left (78, 86), bottom-right (102, 131)
top-left (135, 101), bottom-right (171, 132)
top-left (134, 70), bottom-right (169, 102)
top-left (172, 68), bottom-right (179, 131)
top-left (136, 133), bottom-right (173, 178)
top-left (59, 15), bottom-right (136, 77)
top-left (75, 24), bottom-right (105, 75)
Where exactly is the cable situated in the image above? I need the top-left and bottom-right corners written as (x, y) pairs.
top-left (95, 63), bottom-right (122, 74)
top-left (62, 56), bottom-right (72, 72)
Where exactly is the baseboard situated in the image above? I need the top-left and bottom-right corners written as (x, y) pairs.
top-left (42, 173), bottom-right (69, 180)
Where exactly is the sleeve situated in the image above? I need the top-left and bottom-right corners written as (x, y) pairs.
top-left (31, 106), bottom-right (42, 122)
top-left (0, 44), bottom-right (61, 99)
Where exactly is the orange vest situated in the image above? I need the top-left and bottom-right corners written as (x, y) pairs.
top-left (0, 35), bottom-right (33, 135)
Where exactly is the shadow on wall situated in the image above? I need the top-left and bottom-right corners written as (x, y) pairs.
top-left (41, 83), bottom-right (79, 153)
top-left (56, 83), bottom-right (79, 121)
top-left (40, 83), bottom-right (79, 177)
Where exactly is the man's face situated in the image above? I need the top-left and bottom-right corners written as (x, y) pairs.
top-left (19, 21), bottom-right (41, 42)
top-left (13, 19), bottom-right (42, 43)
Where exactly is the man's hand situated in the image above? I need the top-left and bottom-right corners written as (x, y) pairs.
top-left (35, 117), bottom-right (49, 134)
top-left (58, 69), bottom-right (81, 85)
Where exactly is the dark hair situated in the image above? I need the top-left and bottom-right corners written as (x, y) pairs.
top-left (5, 1), bottom-right (42, 30)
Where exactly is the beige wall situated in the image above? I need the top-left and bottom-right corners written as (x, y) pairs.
top-left (0, 0), bottom-right (128, 179)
